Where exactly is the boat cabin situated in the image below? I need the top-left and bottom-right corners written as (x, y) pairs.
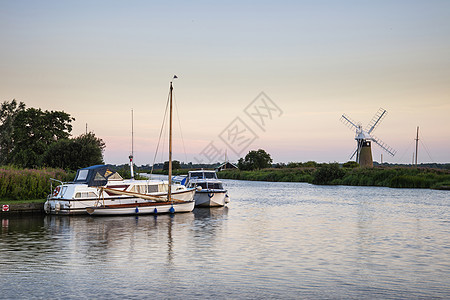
top-left (74, 165), bottom-right (123, 186)
top-left (186, 170), bottom-right (224, 190)
top-left (188, 170), bottom-right (218, 180)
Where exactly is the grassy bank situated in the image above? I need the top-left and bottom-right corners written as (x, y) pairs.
top-left (218, 165), bottom-right (450, 190)
top-left (0, 166), bottom-right (75, 201)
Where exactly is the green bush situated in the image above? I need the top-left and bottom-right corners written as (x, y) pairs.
top-left (343, 161), bottom-right (359, 169)
top-left (312, 163), bottom-right (345, 185)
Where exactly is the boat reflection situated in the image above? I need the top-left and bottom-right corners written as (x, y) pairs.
top-left (1, 207), bottom-right (230, 272)
top-left (193, 206), bottom-right (229, 220)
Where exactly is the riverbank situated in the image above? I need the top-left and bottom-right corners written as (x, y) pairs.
top-left (217, 165), bottom-right (450, 190)
top-left (1, 199), bottom-right (45, 215)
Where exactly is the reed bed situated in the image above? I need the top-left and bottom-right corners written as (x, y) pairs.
top-left (218, 166), bottom-right (450, 190)
top-left (0, 166), bottom-right (74, 200)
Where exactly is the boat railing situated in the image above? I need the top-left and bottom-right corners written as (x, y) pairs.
top-left (49, 178), bottom-right (69, 198)
top-left (50, 178), bottom-right (65, 185)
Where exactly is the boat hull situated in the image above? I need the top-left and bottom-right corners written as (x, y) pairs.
top-left (194, 190), bottom-right (229, 207)
top-left (44, 189), bottom-right (195, 215)
top-left (86, 200), bottom-right (195, 216)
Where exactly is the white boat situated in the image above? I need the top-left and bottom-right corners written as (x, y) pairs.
top-left (84, 76), bottom-right (196, 215)
top-left (44, 165), bottom-right (194, 215)
top-left (184, 170), bottom-right (230, 207)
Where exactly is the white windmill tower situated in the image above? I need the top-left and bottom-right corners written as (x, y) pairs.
top-left (340, 108), bottom-right (396, 167)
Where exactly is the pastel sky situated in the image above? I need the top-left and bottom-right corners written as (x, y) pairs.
top-left (1, 0), bottom-right (449, 165)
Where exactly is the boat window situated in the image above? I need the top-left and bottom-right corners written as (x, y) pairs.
top-left (107, 172), bottom-right (123, 181)
top-left (148, 185), bottom-right (159, 193)
top-left (61, 186), bottom-right (68, 196)
top-left (190, 172), bottom-right (203, 179)
top-left (76, 169), bottom-right (89, 181)
top-left (197, 182), bottom-right (223, 189)
top-left (75, 192), bottom-right (98, 198)
top-left (204, 172), bottom-right (216, 179)
top-left (134, 185), bottom-right (147, 194)
top-left (94, 172), bottom-right (106, 181)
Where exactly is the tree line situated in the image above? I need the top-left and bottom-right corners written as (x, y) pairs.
top-left (0, 99), bottom-right (105, 170)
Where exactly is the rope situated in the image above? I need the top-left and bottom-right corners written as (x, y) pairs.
top-left (397, 139), bottom-right (414, 162)
top-left (420, 138), bottom-right (434, 163)
top-left (151, 90), bottom-right (170, 176)
top-left (173, 92), bottom-right (188, 163)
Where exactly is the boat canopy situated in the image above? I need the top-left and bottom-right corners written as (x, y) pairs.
top-left (73, 165), bottom-right (123, 187)
top-left (172, 175), bottom-right (187, 185)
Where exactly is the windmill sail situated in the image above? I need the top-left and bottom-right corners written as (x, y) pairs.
top-left (366, 108), bottom-right (387, 134)
top-left (340, 114), bottom-right (359, 130)
top-left (350, 147), bottom-right (358, 160)
top-left (371, 135), bottom-right (396, 156)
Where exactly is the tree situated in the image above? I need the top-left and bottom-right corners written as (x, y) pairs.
top-left (238, 149), bottom-right (273, 171)
top-left (74, 132), bottom-right (105, 167)
top-left (163, 160), bottom-right (181, 171)
top-left (10, 108), bottom-right (74, 168)
top-left (0, 99), bottom-right (25, 164)
top-left (41, 132), bottom-right (105, 170)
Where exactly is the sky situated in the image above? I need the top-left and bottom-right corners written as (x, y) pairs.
top-left (1, 0), bottom-right (449, 165)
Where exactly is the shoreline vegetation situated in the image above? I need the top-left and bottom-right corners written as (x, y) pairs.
top-left (0, 165), bottom-right (139, 202)
top-left (0, 166), bottom-right (74, 202)
top-left (151, 163), bottom-right (450, 190)
top-left (217, 164), bottom-right (450, 190)
top-left (1, 163), bottom-right (449, 204)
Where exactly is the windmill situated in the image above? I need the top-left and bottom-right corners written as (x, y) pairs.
top-left (340, 108), bottom-right (396, 167)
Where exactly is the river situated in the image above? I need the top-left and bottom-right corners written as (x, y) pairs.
top-left (1, 180), bottom-right (449, 299)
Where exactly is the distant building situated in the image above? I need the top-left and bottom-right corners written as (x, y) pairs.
top-left (215, 162), bottom-right (238, 172)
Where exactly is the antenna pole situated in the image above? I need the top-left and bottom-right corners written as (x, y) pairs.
top-left (415, 126), bottom-right (419, 167)
top-left (132, 108), bottom-right (134, 158)
top-left (129, 109), bottom-right (135, 179)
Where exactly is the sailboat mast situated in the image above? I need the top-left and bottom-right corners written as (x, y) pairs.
top-left (415, 126), bottom-right (419, 167)
top-left (168, 82), bottom-right (173, 201)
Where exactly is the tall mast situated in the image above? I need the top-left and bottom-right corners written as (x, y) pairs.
top-left (415, 126), bottom-right (419, 167)
top-left (168, 81), bottom-right (173, 201)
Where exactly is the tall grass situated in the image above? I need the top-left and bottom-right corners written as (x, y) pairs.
top-left (0, 166), bottom-right (74, 200)
top-left (219, 168), bottom-right (315, 183)
top-left (218, 166), bottom-right (450, 190)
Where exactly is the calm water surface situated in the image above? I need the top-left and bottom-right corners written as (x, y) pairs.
top-left (1, 180), bottom-right (449, 299)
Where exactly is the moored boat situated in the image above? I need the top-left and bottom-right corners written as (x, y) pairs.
top-left (185, 170), bottom-right (230, 207)
top-left (44, 165), bottom-right (194, 215)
